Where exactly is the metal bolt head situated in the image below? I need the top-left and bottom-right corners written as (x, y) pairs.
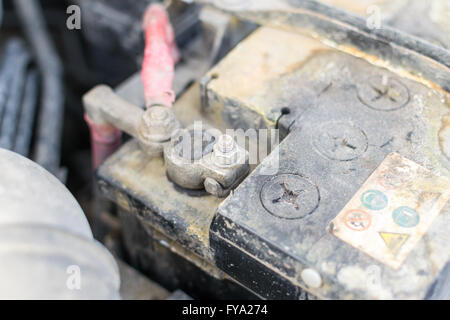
top-left (204, 177), bottom-right (227, 197)
top-left (139, 106), bottom-right (179, 142)
top-left (213, 134), bottom-right (239, 167)
top-left (215, 134), bottom-right (236, 153)
top-left (148, 107), bottom-right (169, 121)
top-left (143, 106), bottom-right (172, 127)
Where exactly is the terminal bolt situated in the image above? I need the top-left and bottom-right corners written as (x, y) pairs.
top-left (139, 106), bottom-right (179, 143)
top-left (212, 134), bottom-right (239, 167)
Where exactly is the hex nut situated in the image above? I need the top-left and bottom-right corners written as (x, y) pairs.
top-left (212, 135), bottom-right (240, 167)
top-left (204, 178), bottom-right (228, 197)
top-left (138, 106), bottom-right (180, 143)
top-left (216, 134), bottom-right (235, 153)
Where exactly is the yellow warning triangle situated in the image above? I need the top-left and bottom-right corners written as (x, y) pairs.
top-left (379, 232), bottom-right (410, 256)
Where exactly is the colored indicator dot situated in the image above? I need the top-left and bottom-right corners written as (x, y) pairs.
top-left (392, 206), bottom-right (420, 228)
top-left (361, 190), bottom-right (388, 211)
top-left (343, 209), bottom-right (371, 231)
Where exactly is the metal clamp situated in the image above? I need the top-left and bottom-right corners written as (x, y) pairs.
top-left (83, 85), bottom-right (249, 197)
top-left (83, 85), bottom-right (181, 159)
top-left (164, 126), bottom-right (249, 197)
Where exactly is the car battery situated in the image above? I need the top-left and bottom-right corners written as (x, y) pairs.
top-left (97, 25), bottom-right (450, 299)
top-left (207, 30), bottom-right (450, 299)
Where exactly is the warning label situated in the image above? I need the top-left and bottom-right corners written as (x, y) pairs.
top-left (330, 153), bottom-right (450, 269)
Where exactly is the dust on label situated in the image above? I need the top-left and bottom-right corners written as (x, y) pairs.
top-left (330, 153), bottom-right (450, 269)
